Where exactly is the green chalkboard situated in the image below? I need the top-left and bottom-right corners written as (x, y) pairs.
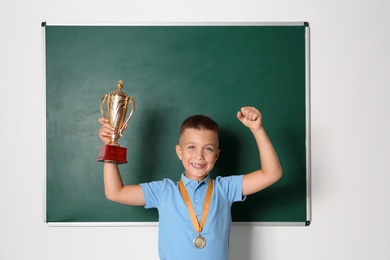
top-left (43, 23), bottom-right (310, 225)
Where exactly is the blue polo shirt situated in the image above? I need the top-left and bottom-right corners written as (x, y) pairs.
top-left (140, 173), bottom-right (245, 260)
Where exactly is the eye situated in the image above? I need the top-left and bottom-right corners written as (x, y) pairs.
top-left (205, 147), bottom-right (214, 152)
top-left (187, 145), bottom-right (196, 150)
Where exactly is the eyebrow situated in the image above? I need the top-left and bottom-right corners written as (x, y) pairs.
top-left (183, 142), bottom-right (217, 147)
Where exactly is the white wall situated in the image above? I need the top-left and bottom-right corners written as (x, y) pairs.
top-left (1, 0), bottom-right (389, 259)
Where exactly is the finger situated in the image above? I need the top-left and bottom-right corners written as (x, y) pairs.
top-left (98, 117), bottom-right (108, 124)
top-left (100, 123), bottom-right (113, 133)
top-left (243, 107), bottom-right (262, 121)
top-left (236, 111), bottom-right (244, 120)
top-left (99, 129), bottom-right (112, 139)
top-left (249, 111), bottom-right (259, 121)
top-left (250, 108), bottom-right (260, 121)
top-left (99, 118), bottom-right (115, 131)
top-left (240, 107), bottom-right (253, 120)
top-left (237, 107), bottom-right (253, 121)
top-left (99, 122), bottom-right (115, 138)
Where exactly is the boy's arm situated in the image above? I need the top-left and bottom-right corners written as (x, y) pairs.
top-left (99, 118), bottom-right (146, 206)
top-left (236, 107), bottom-right (283, 196)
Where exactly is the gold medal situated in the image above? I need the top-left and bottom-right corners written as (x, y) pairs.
top-left (193, 235), bottom-right (206, 249)
top-left (179, 178), bottom-right (213, 250)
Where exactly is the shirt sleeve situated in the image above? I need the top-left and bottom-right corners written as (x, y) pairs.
top-left (140, 179), bottom-right (172, 209)
top-left (215, 175), bottom-right (246, 202)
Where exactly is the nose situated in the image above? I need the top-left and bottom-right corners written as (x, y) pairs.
top-left (195, 150), bottom-right (204, 160)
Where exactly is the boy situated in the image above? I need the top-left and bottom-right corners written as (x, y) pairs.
top-left (98, 106), bottom-right (282, 260)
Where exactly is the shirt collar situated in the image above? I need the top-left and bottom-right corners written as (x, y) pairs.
top-left (180, 173), bottom-right (210, 187)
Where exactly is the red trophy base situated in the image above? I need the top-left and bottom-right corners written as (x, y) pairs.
top-left (97, 145), bottom-right (127, 164)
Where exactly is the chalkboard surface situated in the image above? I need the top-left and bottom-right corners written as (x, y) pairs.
top-left (43, 23), bottom-right (310, 225)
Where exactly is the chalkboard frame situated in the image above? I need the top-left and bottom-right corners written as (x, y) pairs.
top-left (42, 22), bottom-right (311, 226)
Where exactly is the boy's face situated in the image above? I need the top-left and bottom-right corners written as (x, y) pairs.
top-left (176, 128), bottom-right (220, 182)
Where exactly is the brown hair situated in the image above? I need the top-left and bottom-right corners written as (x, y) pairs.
top-left (180, 115), bottom-right (219, 136)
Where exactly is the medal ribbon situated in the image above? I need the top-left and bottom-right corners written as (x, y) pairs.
top-left (179, 178), bottom-right (213, 234)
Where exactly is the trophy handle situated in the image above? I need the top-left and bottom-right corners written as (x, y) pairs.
top-left (119, 96), bottom-right (135, 135)
top-left (100, 94), bottom-right (108, 118)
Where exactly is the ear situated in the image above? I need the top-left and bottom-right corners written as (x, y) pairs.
top-left (176, 144), bottom-right (183, 160)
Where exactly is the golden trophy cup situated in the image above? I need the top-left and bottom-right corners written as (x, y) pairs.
top-left (97, 80), bottom-right (135, 164)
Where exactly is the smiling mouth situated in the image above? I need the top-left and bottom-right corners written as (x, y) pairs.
top-left (191, 163), bottom-right (206, 169)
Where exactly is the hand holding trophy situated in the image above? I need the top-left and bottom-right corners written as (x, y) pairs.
top-left (97, 80), bottom-right (135, 164)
